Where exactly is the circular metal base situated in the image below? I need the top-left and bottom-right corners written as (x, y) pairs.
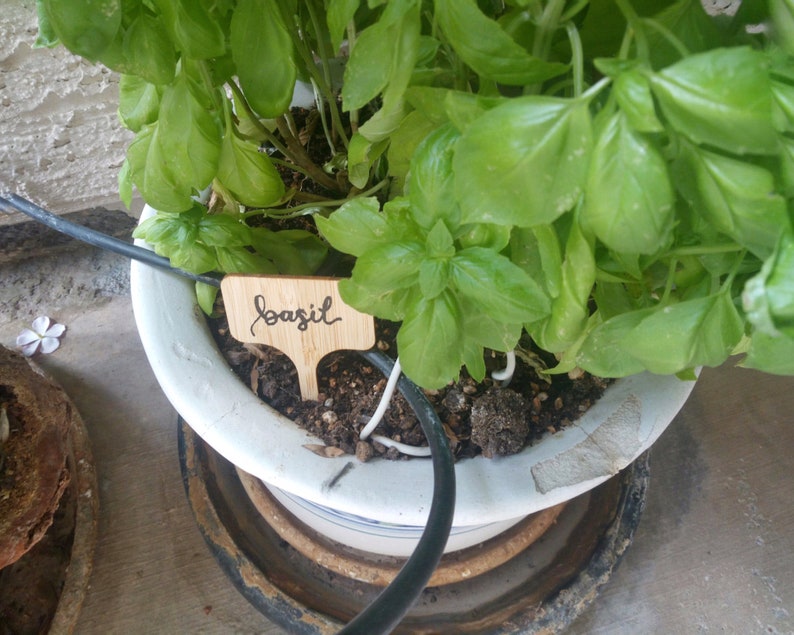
top-left (179, 418), bottom-right (650, 634)
top-left (237, 467), bottom-right (566, 587)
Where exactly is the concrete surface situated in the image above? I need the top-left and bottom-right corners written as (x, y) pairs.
top-left (1, 230), bottom-right (793, 634)
top-left (0, 1), bottom-right (134, 219)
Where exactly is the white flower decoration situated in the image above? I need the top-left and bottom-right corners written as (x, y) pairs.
top-left (16, 316), bottom-right (66, 357)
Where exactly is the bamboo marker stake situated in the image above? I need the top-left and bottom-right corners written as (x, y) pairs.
top-left (220, 275), bottom-right (376, 401)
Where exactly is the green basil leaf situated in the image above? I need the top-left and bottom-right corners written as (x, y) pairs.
top-left (123, 11), bottom-right (176, 85)
top-left (649, 47), bottom-right (777, 154)
top-left (118, 158), bottom-right (133, 208)
top-left (170, 241), bottom-right (218, 273)
top-left (397, 291), bottom-right (464, 389)
top-left (444, 91), bottom-right (506, 132)
top-left (460, 299), bottom-right (523, 352)
top-left (771, 0), bottom-right (794, 56)
top-left (622, 294), bottom-right (744, 374)
top-left (249, 228), bottom-right (326, 276)
top-left (118, 75), bottom-right (161, 132)
top-left (772, 78), bottom-right (794, 133)
top-left (425, 220), bottom-right (455, 258)
top-left (741, 330), bottom-right (794, 375)
top-left (404, 87), bottom-right (453, 124)
top-left (315, 197), bottom-right (390, 257)
top-left (338, 279), bottom-right (419, 321)
top-left (157, 71), bottom-right (221, 192)
top-left (434, 0), bottom-right (568, 85)
top-left (346, 134), bottom-right (388, 189)
top-left (91, 30), bottom-right (128, 75)
top-left (276, 230), bottom-right (328, 274)
top-left (544, 313), bottom-right (599, 376)
top-left (530, 219), bottom-right (595, 352)
top-left (353, 3), bottom-right (420, 145)
top-left (126, 123), bottom-right (194, 211)
top-left (415, 34), bottom-right (440, 66)
top-left (34, 0), bottom-right (59, 48)
top-left (510, 225), bottom-right (562, 298)
top-left (327, 0), bottom-right (361, 52)
top-left (592, 281), bottom-right (638, 321)
top-left (457, 223), bottom-right (511, 251)
top-left (162, 0), bottom-right (226, 59)
top-left (578, 0), bottom-right (678, 58)
top-left (451, 247), bottom-right (550, 323)
top-left (197, 215), bottom-right (251, 247)
top-left (341, 20), bottom-right (394, 110)
top-left (231, 0), bottom-right (296, 118)
top-left (419, 259), bottom-right (451, 299)
top-left (593, 58), bottom-right (639, 78)
top-left (608, 249), bottom-right (644, 281)
top-left (673, 142), bottom-right (789, 258)
top-left (132, 208), bottom-right (199, 250)
top-left (196, 281), bottom-right (219, 316)
top-left (216, 246), bottom-right (277, 274)
top-left (743, 232), bottom-right (794, 338)
top-left (577, 309), bottom-right (654, 377)
top-left (386, 110), bottom-right (440, 185)
top-left (673, 256), bottom-right (709, 293)
top-left (461, 338), bottom-right (487, 383)
top-left (743, 259), bottom-right (779, 338)
top-left (408, 124), bottom-right (460, 229)
top-left (780, 136), bottom-right (794, 197)
top-left (378, 1), bottom-right (420, 103)
top-left (342, 0), bottom-right (420, 111)
top-left (645, 0), bottom-right (728, 69)
top-left (613, 70), bottom-right (664, 133)
top-left (454, 97), bottom-right (592, 227)
top-left (357, 99), bottom-right (410, 143)
top-left (559, 219), bottom-right (595, 309)
top-left (217, 122), bottom-right (285, 208)
top-left (583, 112), bottom-right (674, 254)
top-left (42, 0), bottom-right (121, 60)
top-left (348, 241), bottom-right (424, 295)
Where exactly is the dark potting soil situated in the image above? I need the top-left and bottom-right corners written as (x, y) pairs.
top-left (208, 307), bottom-right (610, 462)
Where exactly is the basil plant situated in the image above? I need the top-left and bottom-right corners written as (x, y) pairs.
top-left (36, 0), bottom-right (794, 389)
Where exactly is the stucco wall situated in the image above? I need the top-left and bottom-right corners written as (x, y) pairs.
top-left (0, 1), bottom-right (136, 224)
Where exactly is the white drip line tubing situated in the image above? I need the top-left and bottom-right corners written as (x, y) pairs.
top-left (491, 350), bottom-right (516, 384)
top-left (359, 357), bottom-right (432, 458)
top-left (359, 349), bottom-right (517, 457)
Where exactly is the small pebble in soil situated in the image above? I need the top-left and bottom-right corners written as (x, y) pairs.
top-left (442, 389), bottom-right (468, 413)
top-left (356, 440), bottom-right (374, 463)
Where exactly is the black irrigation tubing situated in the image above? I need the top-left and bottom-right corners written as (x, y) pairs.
top-left (342, 350), bottom-right (456, 635)
top-left (0, 193), bottom-right (224, 288)
top-left (0, 191), bottom-right (457, 634)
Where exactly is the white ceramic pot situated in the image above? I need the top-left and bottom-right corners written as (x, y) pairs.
top-left (131, 206), bottom-right (696, 557)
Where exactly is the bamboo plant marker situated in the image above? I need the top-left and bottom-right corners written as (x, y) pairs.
top-left (220, 275), bottom-right (376, 401)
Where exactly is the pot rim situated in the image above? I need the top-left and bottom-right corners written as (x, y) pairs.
top-left (131, 205), bottom-right (696, 527)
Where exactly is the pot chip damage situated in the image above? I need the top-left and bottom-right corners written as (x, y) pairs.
top-left (530, 395), bottom-right (643, 494)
